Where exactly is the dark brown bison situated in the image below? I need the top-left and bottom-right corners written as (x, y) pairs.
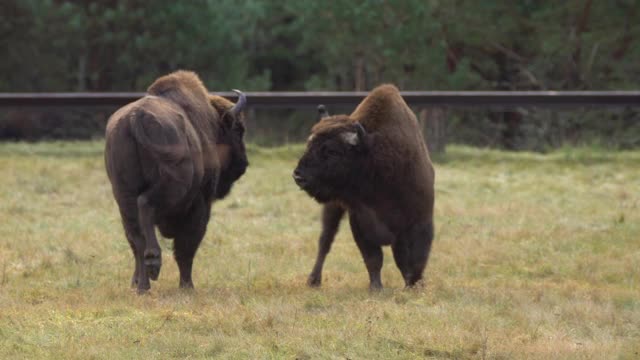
top-left (105, 70), bottom-right (248, 293)
top-left (293, 84), bottom-right (435, 290)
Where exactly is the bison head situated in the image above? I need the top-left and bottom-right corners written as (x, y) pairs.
top-left (212, 90), bottom-right (249, 199)
top-left (293, 105), bottom-right (369, 203)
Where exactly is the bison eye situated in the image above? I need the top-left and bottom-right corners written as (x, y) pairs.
top-left (322, 146), bottom-right (343, 158)
top-left (232, 123), bottom-right (245, 136)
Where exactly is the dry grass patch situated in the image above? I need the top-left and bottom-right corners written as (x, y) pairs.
top-left (0, 141), bottom-right (638, 359)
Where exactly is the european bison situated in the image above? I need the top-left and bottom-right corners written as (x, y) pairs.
top-left (293, 84), bottom-right (435, 290)
top-left (105, 70), bottom-right (248, 293)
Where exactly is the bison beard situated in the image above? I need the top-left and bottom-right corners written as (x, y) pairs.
top-left (104, 70), bottom-right (248, 294)
top-left (293, 84), bottom-right (435, 290)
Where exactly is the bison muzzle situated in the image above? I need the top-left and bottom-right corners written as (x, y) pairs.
top-left (293, 84), bottom-right (435, 290)
top-left (105, 70), bottom-right (248, 294)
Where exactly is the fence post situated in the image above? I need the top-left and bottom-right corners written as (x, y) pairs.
top-left (419, 107), bottom-right (447, 154)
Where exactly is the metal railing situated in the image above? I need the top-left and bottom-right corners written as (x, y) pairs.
top-left (0, 91), bottom-right (638, 108)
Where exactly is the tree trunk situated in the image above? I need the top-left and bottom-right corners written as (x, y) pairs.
top-left (77, 54), bottom-right (87, 91)
top-left (419, 107), bottom-right (447, 154)
top-left (354, 56), bottom-right (365, 91)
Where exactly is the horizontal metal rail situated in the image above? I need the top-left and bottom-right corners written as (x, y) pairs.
top-left (0, 91), bottom-right (638, 108)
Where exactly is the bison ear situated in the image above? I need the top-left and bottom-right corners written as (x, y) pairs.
top-left (340, 131), bottom-right (359, 146)
top-left (353, 122), bottom-right (370, 151)
top-left (340, 123), bottom-right (368, 148)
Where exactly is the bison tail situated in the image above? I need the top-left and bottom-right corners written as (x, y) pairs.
top-left (129, 110), bottom-right (189, 167)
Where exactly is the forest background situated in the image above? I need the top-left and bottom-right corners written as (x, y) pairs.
top-left (1, 0), bottom-right (639, 150)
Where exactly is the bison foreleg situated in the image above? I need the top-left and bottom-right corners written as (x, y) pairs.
top-left (391, 240), bottom-right (411, 287)
top-left (308, 203), bottom-right (345, 287)
top-left (173, 197), bottom-right (210, 289)
top-left (349, 212), bottom-right (384, 290)
top-left (394, 221), bottom-right (434, 287)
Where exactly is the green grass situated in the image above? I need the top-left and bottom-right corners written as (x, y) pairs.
top-left (0, 141), bottom-right (639, 359)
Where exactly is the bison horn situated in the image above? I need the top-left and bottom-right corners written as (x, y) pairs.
top-left (317, 104), bottom-right (330, 119)
top-left (229, 89), bottom-right (247, 116)
top-left (355, 122), bottom-right (367, 138)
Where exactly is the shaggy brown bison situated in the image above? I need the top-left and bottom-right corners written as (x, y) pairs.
top-left (293, 84), bottom-right (435, 290)
top-left (105, 70), bottom-right (248, 293)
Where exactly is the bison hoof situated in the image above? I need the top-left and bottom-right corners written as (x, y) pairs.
top-left (404, 274), bottom-right (424, 288)
top-left (136, 287), bottom-right (150, 295)
top-left (145, 261), bottom-right (161, 281)
top-left (144, 250), bottom-right (162, 281)
top-left (404, 279), bottom-right (424, 289)
top-left (307, 274), bottom-right (322, 287)
top-left (136, 282), bottom-right (151, 295)
top-left (179, 280), bottom-right (194, 290)
top-left (369, 282), bottom-right (383, 292)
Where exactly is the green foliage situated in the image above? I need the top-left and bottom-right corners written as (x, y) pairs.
top-left (0, 1), bottom-right (638, 148)
top-left (0, 0), bottom-right (272, 91)
top-left (3, 0), bottom-right (637, 92)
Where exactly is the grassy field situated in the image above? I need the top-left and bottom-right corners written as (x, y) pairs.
top-left (0, 141), bottom-right (638, 359)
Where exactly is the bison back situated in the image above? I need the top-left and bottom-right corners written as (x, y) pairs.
top-left (352, 84), bottom-right (435, 220)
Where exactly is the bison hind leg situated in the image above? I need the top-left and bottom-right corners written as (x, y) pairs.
top-left (125, 232), bottom-right (141, 288)
top-left (137, 194), bottom-right (162, 284)
top-left (117, 198), bottom-right (150, 292)
top-left (123, 228), bottom-right (141, 288)
top-left (172, 197), bottom-right (210, 290)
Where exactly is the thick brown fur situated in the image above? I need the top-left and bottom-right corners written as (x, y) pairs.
top-left (294, 84), bottom-right (435, 290)
top-left (105, 70), bottom-right (248, 293)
